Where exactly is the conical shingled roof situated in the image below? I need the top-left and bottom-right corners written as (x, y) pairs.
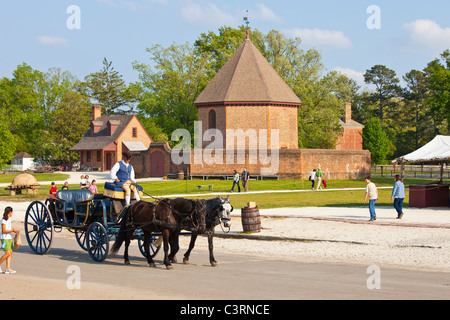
top-left (195, 38), bottom-right (301, 106)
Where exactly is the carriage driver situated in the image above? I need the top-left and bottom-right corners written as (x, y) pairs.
top-left (110, 152), bottom-right (141, 206)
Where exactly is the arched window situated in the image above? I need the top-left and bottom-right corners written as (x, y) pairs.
top-left (208, 109), bottom-right (216, 129)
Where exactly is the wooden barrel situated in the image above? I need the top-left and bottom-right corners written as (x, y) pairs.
top-left (241, 206), bottom-right (261, 233)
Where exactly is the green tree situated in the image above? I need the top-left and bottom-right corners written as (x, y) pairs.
top-left (362, 118), bottom-right (391, 164)
top-left (364, 65), bottom-right (402, 129)
top-left (5, 63), bottom-right (47, 157)
top-left (194, 26), bottom-right (247, 73)
top-left (0, 122), bottom-right (16, 169)
top-left (425, 50), bottom-right (450, 134)
top-left (48, 88), bottom-right (91, 163)
top-left (85, 58), bottom-right (136, 115)
top-left (133, 42), bottom-right (212, 145)
top-left (400, 69), bottom-right (434, 155)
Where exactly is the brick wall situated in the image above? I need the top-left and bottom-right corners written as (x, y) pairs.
top-left (187, 148), bottom-right (370, 180)
top-left (198, 104), bottom-right (298, 150)
top-left (300, 149), bottom-right (371, 179)
top-left (336, 128), bottom-right (363, 150)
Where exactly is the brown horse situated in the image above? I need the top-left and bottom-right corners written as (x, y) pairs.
top-left (111, 198), bottom-right (206, 269)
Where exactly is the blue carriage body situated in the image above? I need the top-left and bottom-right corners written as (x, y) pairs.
top-left (24, 183), bottom-right (160, 262)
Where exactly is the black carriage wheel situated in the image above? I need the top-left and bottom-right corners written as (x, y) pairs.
top-left (75, 230), bottom-right (88, 251)
top-left (86, 222), bottom-right (109, 262)
top-left (138, 235), bottom-right (162, 259)
top-left (25, 201), bottom-right (54, 255)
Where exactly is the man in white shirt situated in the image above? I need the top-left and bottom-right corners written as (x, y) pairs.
top-left (364, 176), bottom-right (378, 221)
top-left (110, 152), bottom-right (140, 206)
top-left (309, 169), bottom-right (316, 190)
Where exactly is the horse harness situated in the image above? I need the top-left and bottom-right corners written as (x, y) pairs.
top-left (125, 199), bottom-right (202, 232)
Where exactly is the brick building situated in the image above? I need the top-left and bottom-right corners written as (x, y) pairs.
top-left (70, 105), bottom-right (153, 171)
top-left (116, 33), bottom-right (370, 180)
top-left (186, 33), bottom-right (370, 179)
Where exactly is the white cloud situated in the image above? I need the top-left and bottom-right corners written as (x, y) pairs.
top-left (402, 19), bottom-right (450, 54)
top-left (37, 36), bottom-right (68, 47)
top-left (253, 4), bottom-right (281, 23)
top-left (333, 67), bottom-right (365, 87)
top-left (284, 28), bottom-right (352, 50)
top-left (181, 2), bottom-right (237, 27)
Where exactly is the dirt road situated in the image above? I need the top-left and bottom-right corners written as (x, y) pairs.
top-left (1, 235), bottom-right (449, 300)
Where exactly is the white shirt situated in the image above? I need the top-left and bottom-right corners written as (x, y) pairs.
top-left (366, 182), bottom-right (378, 200)
top-left (1, 219), bottom-right (12, 240)
top-left (110, 160), bottom-right (136, 182)
top-left (309, 171), bottom-right (316, 180)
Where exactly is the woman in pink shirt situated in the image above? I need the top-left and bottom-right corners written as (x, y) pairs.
top-left (89, 180), bottom-right (98, 194)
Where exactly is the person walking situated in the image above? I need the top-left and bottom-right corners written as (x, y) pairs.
top-left (315, 168), bottom-right (323, 190)
top-left (242, 167), bottom-right (250, 192)
top-left (391, 174), bottom-right (405, 219)
top-left (110, 152), bottom-right (141, 206)
top-left (1, 207), bottom-right (19, 274)
top-left (309, 169), bottom-right (317, 190)
top-left (230, 170), bottom-right (241, 193)
top-left (364, 176), bottom-right (378, 221)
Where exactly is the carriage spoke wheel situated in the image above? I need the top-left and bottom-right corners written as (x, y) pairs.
top-left (138, 235), bottom-right (162, 259)
top-left (25, 201), bottom-right (54, 255)
top-left (75, 230), bottom-right (88, 251)
top-left (86, 222), bottom-right (109, 262)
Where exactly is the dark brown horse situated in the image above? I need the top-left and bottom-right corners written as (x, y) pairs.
top-left (111, 198), bottom-right (206, 269)
top-left (178, 196), bottom-right (233, 267)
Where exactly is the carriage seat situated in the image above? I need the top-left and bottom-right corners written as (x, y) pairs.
top-left (103, 182), bottom-right (143, 200)
top-left (55, 189), bottom-right (93, 210)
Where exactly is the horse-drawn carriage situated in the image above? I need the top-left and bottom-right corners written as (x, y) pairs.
top-left (24, 182), bottom-right (233, 269)
top-left (24, 183), bottom-right (159, 262)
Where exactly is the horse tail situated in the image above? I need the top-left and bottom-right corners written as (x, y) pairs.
top-left (111, 205), bottom-right (130, 254)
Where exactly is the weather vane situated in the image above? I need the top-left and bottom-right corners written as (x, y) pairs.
top-left (243, 10), bottom-right (250, 28)
top-left (243, 10), bottom-right (250, 39)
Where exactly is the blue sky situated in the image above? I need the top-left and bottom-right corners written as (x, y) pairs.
top-left (1, 0), bottom-right (450, 89)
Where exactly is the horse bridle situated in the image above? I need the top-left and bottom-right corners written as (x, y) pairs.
top-left (207, 202), bottom-right (232, 233)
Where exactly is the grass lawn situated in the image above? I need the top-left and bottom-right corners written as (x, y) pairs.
top-left (0, 172), bottom-right (70, 183)
top-left (1, 174), bottom-right (446, 209)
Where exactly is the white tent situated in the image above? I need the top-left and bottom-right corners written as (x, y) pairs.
top-left (395, 135), bottom-right (450, 183)
top-left (396, 135), bottom-right (450, 163)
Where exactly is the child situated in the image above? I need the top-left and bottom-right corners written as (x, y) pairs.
top-left (89, 180), bottom-right (98, 194)
top-left (62, 181), bottom-right (69, 190)
top-left (1, 207), bottom-right (19, 274)
top-left (50, 182), bottom-right (57, 195)
top-left (80, 175), bottom-right (87, 189)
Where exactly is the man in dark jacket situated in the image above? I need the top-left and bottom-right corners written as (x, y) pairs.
top-left (242, 167), bottom-right (250, 192)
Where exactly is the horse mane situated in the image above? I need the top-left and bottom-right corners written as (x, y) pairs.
top-left (205, 197), bottom-right (222, 215)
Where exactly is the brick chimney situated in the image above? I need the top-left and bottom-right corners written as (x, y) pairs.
top-left (93, 105), bottom-right (102, 121)
top-left (344, 102), bottom-right (352, 123)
